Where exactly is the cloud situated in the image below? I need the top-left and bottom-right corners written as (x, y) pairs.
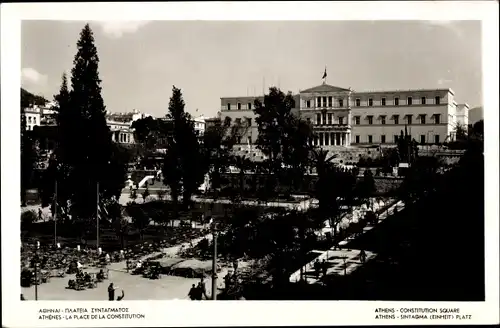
top-left (21, 67), bottom-right (48, 86)
top-left (96, 21), bottom-right (150, 39)
top-left (437, 78), bottom-right (453, 85)
top-left (423, 20), bottom-right (463, 37)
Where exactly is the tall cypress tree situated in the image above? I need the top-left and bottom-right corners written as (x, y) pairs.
top-left (40, 24), bottom-right (125, 223)
top-left (69, 23), bottom-right (124, 220)
top-left (163, 86), bottom-right (205, 211)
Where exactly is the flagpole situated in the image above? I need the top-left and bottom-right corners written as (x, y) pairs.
top-left (96, 182), bottom-right (99, 251)
top-left (54, 180), bottom-right (57, 248)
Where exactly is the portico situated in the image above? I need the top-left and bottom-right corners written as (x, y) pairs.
top-left (299, 83), bottom-right (353, 147)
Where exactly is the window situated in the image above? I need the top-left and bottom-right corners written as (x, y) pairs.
top-left (407, 97), bottom-right (413, 105)
top-left (306, 100), bottom-right (311, 108)
top-left (434, 114), bottom-right (441, 124)
top-left (381, 135), bottom-right (386, 143)
top-left (317, 97), bottom-right (321, 107)
top-left (393, 115), bottom-right (399, 124)
top-left (316, 113), bottom-right (321, 125)
top-left (322, 97), bottom-right (327, 107)
top-left (248, 103), bottom-right (252, 110)
top-left (435, 96), bottom-right (441, 105)
top-left (394, 97), bottom-right (399, 106)
top-left (237, 136), bottom-right (242, 144)
top-left (356, 98), bottom-right (361, 107)
top-left (420, 115), bottom-right (426, 124)
top-left (354, 116), bottom-right (360, 125)
top-left (367, 116), bottom-right (373, 125)
top-left (319, 133), bottom-right (324, 146)
top-left (227, 104), bottom-right (231, 110)
top-left (355, 135), bottom-right (360, 143)
top-left (338, 117), bottom-right (344, 125)
top-left (434, 135), bottom-right (440, 144)
top-left (421, 97), bottom-right (426, 105)
top-left (247, 118), bottom-right (252, 126)
top-left (237, 103), bottom-right (241, 110)
top-left (324, 133), bottom-right (330, 146)
top-left (247, 136), bottom-right (252, 144)
top-left (339, 99), bottom-right (343, 108)
top-left (406, 115), bottom-right (413, 125)
top-left (327, 113), bottom-right (333, 125)
top-left (420, 135), bottom-right (426, 144)
top-left (394, 135), bottom-right (399, 143)
top-left (28, 117), bottom-right (32, 123)
top-left (368, 135), bottom-right (373, 143)
top-left (328, 96), bottom-right (333, 107)
top-left (33, 117), bottom-right (37, 124)
top-left (368, 98), bottom-right (373, 106)
top-left (381, 116), bottom-right (386, 125)
top-left (381, 98), bottom-right (386, 106)
top-left (322, 113), bottom-right (327, 125)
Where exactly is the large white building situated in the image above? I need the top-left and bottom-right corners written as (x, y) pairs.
top-left (220, 82), bottom-right (469, 148)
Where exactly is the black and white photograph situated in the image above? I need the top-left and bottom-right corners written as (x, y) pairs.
top-left (2, 1), bottom-right (499, 327)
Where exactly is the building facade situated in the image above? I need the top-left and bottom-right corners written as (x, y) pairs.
top-left (23, 102), bottom-right (57, 130)
top-left (220, 83), bottom-right (469, 148)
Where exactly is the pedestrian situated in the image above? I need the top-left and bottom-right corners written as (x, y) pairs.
top-left (359, 249), bottom-right (366, 264)
top-left (188, 284), bottom-right (197, 300)
top-left (116, 290), bottom-right (125, 301)
top-left (321, 259), bottom-right (327, 278)
top-left (108, 283), bottom-right (118, 301)
top-left (314, 259), bottom-right (320, 278)
top-left (233, 259), bottom-right (239, 272)
top-left (199, 277), bottom-right (209, 300)
top-left (38, 208), bottom-right (42, 221)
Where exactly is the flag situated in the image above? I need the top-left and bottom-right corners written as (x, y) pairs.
top-left (322, 67), bottom-right (327, 79)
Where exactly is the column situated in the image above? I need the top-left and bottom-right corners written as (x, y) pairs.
top-left (333, 133), bottom-right (337, 146)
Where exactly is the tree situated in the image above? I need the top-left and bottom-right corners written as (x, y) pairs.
top-left (163, 86), bottom-right (205, 212)
top-left (396, 125), bottom-right (418, 165)
top-left (281, 116), bottom-right (314, 194)
top-left (254, 87), bottom-right (297, 195)
top-left (202, 116), bottom-right (245, 193)
top-left (40, 24), bottom-right (127, 223)
top-left (127, 203), bottom-right (150, 241)
top-left (454, 122), bottom-right (468, 141)
top-left (21, 210), bottom-right (37, 231)
top-left (357, 169), bottom-right (376, 209)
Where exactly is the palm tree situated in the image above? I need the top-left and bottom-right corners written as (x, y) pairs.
top-left (311, 148), bottom-right (342, 238)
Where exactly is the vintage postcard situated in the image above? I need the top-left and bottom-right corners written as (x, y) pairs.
top-left (1, 1), bottom-right (499, 327)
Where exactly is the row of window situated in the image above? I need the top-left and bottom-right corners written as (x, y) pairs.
top-left (353, 134), bottom-right (440, 144)
top-left (355, 96), bottom-right (441, 107)
top-left (309, 113), bottom-right (442, 126)
top-left (227, 102), bottom-right (253, 111)
top-left (27, 116), bottom-right (37, 124)
top-left (303, 96), bottom-right (442, 108)
top-left (354, 114), bottom-right (441, 125)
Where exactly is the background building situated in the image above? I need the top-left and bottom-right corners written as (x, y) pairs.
top-left (220, 83), bottom-right (469, 148)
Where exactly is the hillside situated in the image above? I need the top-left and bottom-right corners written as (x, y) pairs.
top-left (21, 88), bottom-right (48, 109)
top-left (468, 106), bottom-right (483, 124)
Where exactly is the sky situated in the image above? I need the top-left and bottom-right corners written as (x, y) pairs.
top-left (21, 20), bottom-right (482, 118)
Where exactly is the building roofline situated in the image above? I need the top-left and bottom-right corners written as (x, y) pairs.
top-left (353, 88), bottom-right (455, 95)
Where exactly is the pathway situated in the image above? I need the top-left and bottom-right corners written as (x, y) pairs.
top-left (289, 200), bottom-right (405, 283)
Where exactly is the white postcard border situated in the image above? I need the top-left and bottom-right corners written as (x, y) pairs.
top-left (2, 2), bottom-right (499, 327)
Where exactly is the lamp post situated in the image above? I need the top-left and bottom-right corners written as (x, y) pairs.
top-left (210, 218), bottom-right (218, 300)
top-left (34, 241), bottom-right (40, 301)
